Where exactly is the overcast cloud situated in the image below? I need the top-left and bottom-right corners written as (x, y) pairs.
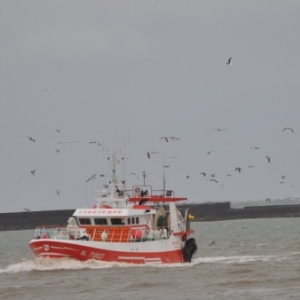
top-left (1, 1), bottom-right (300, 212)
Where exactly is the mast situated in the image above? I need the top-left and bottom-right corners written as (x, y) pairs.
top-left (162, 149), bottom-right (165, 194)
top-left (105, 143), bottom-right (127, 198)
top-left (163, 163), bottom-right (166, 195)
top-left (111, 149), bottom-right (118, 188)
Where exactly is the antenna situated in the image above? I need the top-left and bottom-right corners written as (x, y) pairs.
top-left (85, 182), bottom-right (87, 208)
top-left (162, 150), bottom-right (166, 194)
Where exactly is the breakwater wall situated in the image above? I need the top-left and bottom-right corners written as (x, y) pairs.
top-left (1, 202), bottom-right (300, 231)
top-left (180, 202), bottom-right (300, 221)
top-left (0, 209), bottom-right (74, 231)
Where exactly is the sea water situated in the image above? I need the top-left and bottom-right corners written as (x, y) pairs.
top-left (0, 218), bottom-right (299, 300)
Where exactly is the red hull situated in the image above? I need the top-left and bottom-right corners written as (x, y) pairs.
top-left (29, 240), bottom-right (186, 264)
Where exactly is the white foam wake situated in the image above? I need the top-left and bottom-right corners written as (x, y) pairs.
top-left (1, 253), bottom-right (287, 273)
top-left (0, 257), bottom-right (137, 273)
top-left (192, 254), bottom-right (276, 265)
top-left (0, 257), bottom-right (192, 273)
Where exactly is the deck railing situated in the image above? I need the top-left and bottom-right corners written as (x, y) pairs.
top-left (33, 226), bottom-right (171, 243)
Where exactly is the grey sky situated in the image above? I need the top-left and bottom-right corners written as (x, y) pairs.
top-left (1, 1), bottom-right (300, 212)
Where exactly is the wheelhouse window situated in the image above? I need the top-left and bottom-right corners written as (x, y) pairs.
top-left (78, 218), bottom-right (92, 225)
top-left (111, 218), bottom-right (125, 225)
top-left (131, 217), bottom-right (139, 224)
top-left (94, 218), bottom-right (108, 225)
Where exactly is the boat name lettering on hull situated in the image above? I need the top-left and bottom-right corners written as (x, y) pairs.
top-left (89, 252), bottom-right (104, 260)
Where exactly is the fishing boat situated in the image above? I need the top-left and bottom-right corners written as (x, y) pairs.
top-left (29, 147), bottom-right (197, 264)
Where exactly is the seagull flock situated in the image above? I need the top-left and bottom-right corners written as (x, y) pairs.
top-left (2, 58), bottom-right (296, 209)
top-left (147, 124), bottom-right (297, 204)
top-left (21, 128), bottom-right (108, 199)
top-left (1, 119), bottom-right (296, 210)
top-left (187, 125), bottom-right (296, 202)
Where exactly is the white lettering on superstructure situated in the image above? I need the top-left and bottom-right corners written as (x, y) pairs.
top-left (76, 209), bottom-right (123, 215)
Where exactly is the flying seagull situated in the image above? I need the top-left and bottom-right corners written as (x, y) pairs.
top-left (283, 127), bottom-right (294, 133)
top-left (214, 128), bottom-right (227, 132)
top-left (129, 172), bottom-right (139, 179)
top-left (207, 150), bottom-right (214, 155)
top-left (147, 151), bottom-right (159, 159)
top-left (160, 136), bottom-right (180, 142)
top-left (169, 136), bottom-right (180, 141)
top-left (56, 190), bottom-right (60, 196)
top-left (31, 170), bottom-right (36, 175)
top-left (279, 181), bottom-right (295, 187)
top-left (28, 136), bottom-right (36, 142)
top-left (200, 172), bottom-right (207, 177)
top-left (89, 141), bottom-right (101, 146)
top-left (226, 57), bottom-right (232, 65)
top-left (55, 149), bottom-right (60, 153)
top-left (160, 136), bottom-right (169, 142)
top-left (207, 178), bottom-right (218, 183)
top-left (86, 174), bottom-right (97, 182)
top-left (56, 129), bottom-right (61, 133)
top-left (266, 156), bottom-right (271, 163)
top-left (235, 167), bottom-right (242, 173)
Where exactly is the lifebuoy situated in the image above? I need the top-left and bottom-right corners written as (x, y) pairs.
top-left (135, 230), bottom-right (142, 238)
top-left (131, 229), bottom-right (142, 239)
